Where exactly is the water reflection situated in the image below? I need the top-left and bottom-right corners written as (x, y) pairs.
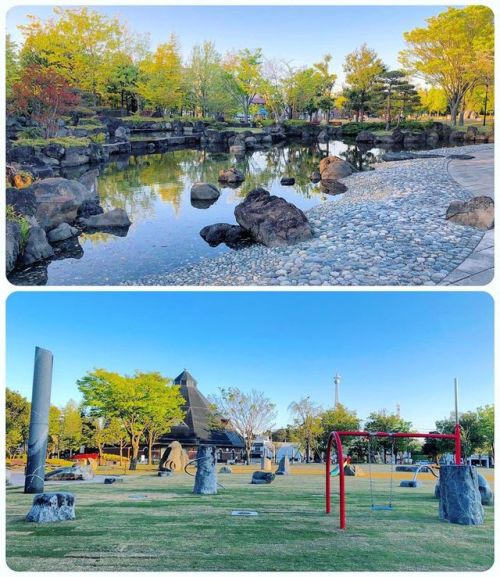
top-left (11, 140), bottom-right (391, 285)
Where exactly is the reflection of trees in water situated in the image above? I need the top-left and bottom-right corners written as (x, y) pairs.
top-left (96, 140), bottom-right (380, 220)
top-left (80, 231), bottom-right (117, 245)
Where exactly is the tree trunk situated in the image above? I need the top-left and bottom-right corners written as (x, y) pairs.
top-left (450, 99), bottom-right (459, 126)
top-left (483, 85), bottom-right (489, 127)
top-left (386, 90), bottom-right (392, 131)
top-left (148, 433), bottom-right (153, 465)
top-left (129, 436), bottom-right (140, 470)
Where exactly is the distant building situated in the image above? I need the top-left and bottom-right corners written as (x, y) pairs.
top-left (156, 369), bottom-right (245, 462)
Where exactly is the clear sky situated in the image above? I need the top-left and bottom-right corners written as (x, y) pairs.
top-left (6, 291), bottom-right (493, 432)
top-left (6, 4), bottom-right (452, 85)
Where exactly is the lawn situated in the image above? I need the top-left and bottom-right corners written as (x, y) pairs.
top-left (6, 465), bottom-right (494, 572)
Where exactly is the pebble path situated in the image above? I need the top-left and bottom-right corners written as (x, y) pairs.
top-left (125, 143), bottom-right (491, 286)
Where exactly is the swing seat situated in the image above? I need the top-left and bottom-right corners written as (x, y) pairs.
top-left (370, 504), bottom-right (393, 511)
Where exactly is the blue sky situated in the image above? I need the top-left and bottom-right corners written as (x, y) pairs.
top-left (6, 291), bottom-right (493, 431)
top-left (6, 4), bottom-right (451, 85)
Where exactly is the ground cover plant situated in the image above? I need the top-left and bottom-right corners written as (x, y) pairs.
top-left (6, 465), bottom-right (494, 572)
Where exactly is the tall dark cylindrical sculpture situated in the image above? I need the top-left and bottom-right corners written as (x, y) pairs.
top-left (193, 445), bottom-right (217, 495)
top-left (24, 347), bottom-right (53, 494)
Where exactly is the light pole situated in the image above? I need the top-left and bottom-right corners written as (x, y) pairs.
top-left (334, 373), bottom-right (341, 408)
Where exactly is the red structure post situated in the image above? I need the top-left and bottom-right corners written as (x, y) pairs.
top-left (325, 429), bottom-right (461, 530)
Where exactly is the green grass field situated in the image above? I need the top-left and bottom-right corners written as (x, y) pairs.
top-left (6, 466), bottom-right (494, 572)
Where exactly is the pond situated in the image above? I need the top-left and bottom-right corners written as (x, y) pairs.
top-left (9, 140), bottom-right (410, 286)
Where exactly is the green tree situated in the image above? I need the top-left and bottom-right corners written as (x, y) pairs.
top-left (6, 389), bottom-right (30, 457)
top-left (476, 405), bottom-right (494, 459)
top-left (343, 43), bottom-right (385, 121)
top-left (400, 5), bottom-right (494, 125)
top-left (6, 34), bottom-right (20, 100)
top-left (364, 409), bottom-right (413, 463)
top-left (77, 369), bottom-right (184, 469)
top-left (48, 404), bottom-right (63, 457)
top-left (60, 400), bottom-right (83, 457)
top-left (209, 387), bottom-right (276, 464)
top-left (319, 403), bottom-right (361, 453)
top-left (288, 397), bottom-right (323, 462)
top-left (106, 54), bottom-right (139, 113)
top-left (418, 87), bottom-right (448, 116)
top-left (222, 48), bottom-right (263, 118)
top-left (138, 35), bottom-right (183, 114)
top-left (19, 7), bottom-right (127, 105)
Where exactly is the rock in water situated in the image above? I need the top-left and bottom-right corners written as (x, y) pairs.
top-left (26, 177), bottom-right (97, 230)
top-left (200, 223), bottom-right (253, 249)
top-left (19, 226), bottom-right (54, 266)
top-left (80, 208), bottom-right (131, 229)
top-left (47, 223), bottom-right (79, 243)
top-left (191, 183), bottom-right (221, 201)
top-left (193, 445), bottom-right (217, 495)
top-left (44, 465), bottom-right (94, 481)
top-left (280, 177), bottom-right (295, 186)
top-left (218, 167), bottom-right (245, 184)
top-left (26, 492), bottom-right (75, 523)
top-left (251, 471), bottom-right (275, 485)
top-left (319, 156), bottom-right (353, 180)
top-left (234, 187), bottom-right (313, 247)
top-left (276, 455), bottom-right (290, 475)
top-left (446, 196), bottom-right (494, 230)
top-left (438, 465), bottom-right (484, 525)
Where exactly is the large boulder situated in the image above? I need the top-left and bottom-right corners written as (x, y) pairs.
top-left (19, 226), bottom-right (54, 266)
top-left (159, 441), bottom-right (189, 472)
top-left (191, 183), bottom-right (221, 201)
top-left (44, 465), bottom-right (94, 481)
top-left (60, 146), bottom-right (91, 167)
top-left (438, 465), bottom-right (484, 525)
top-left (6, 221), bottom-right (22, 274)
top-left (114, 126), bottom-right (130, 142)
top-left (477, 474), bottom-right (494, 505)
top-left (319, 156), bottom-right (353, 180)
top-left (26, 178), bottom-right (96, 231)
top-left (275, 455), bottom-right (290, 475)
top-left (47, 223), bottom-right (79, 243)
top-left (251, 471), bottom-right (275, 485)
top-left (7, 145), bottom-right (36, 164)
top-left (42, 143), bottom-right (66, 160)
top-left (26, 492), bottom-right (75, 523)
top-left (80, 208), bottom-right (131, 229)
top-left (356, 130), bottom-right (376, 143)
top-left (6, 187), bottom-right (38, 218)
top-left (218, 167), bottom-right (245, 184)
top-left (200, 223), bottom-right (253, 249)
top-left (234, 187), bottom-right (313, 247)
top-left (446, 196), bottom-right (494, 230)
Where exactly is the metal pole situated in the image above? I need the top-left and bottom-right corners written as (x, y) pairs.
top-left (336, 432), bottom-right (346, 530)
top-left (454, 378), bottom-right (459, 426)
top-left (24, 347), bottom-right (53, 494)
top-left (454, 424), bottom-right (462, 465)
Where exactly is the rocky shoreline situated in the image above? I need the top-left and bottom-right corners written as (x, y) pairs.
top-left (124, 144), bottom-right (493, 287)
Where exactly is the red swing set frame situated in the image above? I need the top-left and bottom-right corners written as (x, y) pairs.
top-left (325, 424), bottom-right (462, 529)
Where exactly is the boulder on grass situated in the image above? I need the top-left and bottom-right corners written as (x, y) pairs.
top-left (44, 465), bottom-right (94, 481)
top-left (319, 156), bottom-right (353, 180)
top-left (275, 455), bottom-right (290, 475)
top-left (219, 465), bottom-right (233, 474)
top-left (20, 226), bottom-right (54, 266)
top-left (446, 196), bottom-right (494, 230)
top-left (26, 492), bottom-right (75, 523)
top-left (234, 187), bottom-right (313, 248)
top-left (477, 474), bottom-right (494, 505)
top-left (193, 445), bottom-right (217, 495)
top-left (104, 477), bottom-right (124, 484)
top-left (438, 465), bottom-right (484, 525)
top-left (251, 471), bottom-right (275, 485)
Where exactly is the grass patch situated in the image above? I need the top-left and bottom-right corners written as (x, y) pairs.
top-left (14, 136), bottom-right (91, 148)
top-left (6, 466), bottom-right (494, 572)
top-left (6, 205), bottom-right (30, 246)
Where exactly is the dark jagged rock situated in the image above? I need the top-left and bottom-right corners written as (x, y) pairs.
top-left (438, 465), bottom-right (484, 525)
top-left (320, 180), bottom-right (348, 195)
top-left (6, 221), bottom-right (22, 274)
top-left (80, 208), bottom-right (131, 229)
top-left (275, 455), bottom-right (290, 475)
top-left (26, 492), bottom-right (75, 523)
top-left (310, 171), bottom-right (321, 183)
top-left (477, 474), bottom-right (494, 505)
top-left (47, 223), bottom-right (79, 243)
top-left (193, 445), bottom-right (217, 495)
top-left (6, 187), bottom-right (37, 217)
top-left (19, 226), bottom-right (54, 266)
top-left (218, 167), bottom-right (245, 184)
top-left (200, 223), bottom-right (253, 249)
top-left (280, 177), bottom-right (295, 185)
top-left (446, 196), bottom-right (494, 230)
top-left (251, 471), bottom-right (275, 484)
top-left (104, 477), bottom-right (124, 484)
top-left (191, 183), bottom-right (220, 201)
top-left (234, 187), bottom-right (313, 247)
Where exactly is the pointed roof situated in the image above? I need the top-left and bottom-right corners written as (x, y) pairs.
top-left (159, 370), bottom-right (245, 449)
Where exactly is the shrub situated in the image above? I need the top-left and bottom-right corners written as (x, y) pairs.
top-left (283, 119), bottom-right (310, 128)
top-left (15, 136), bottom-right (91, 148)
top-left (18, 127), bottom-right (44, 140)
top-left (90, 132), bottom-right (106, 144)
top-left (6, 205), bottom-right (30, 246)
top-left (77, 117), bottom-right (103, 127)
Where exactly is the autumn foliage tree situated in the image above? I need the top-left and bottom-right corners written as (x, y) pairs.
top-left (10, 65), bottom-right (79, 137)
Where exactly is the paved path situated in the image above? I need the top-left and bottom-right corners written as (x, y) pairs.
top-left (440, 145), bottom-right (494, 286)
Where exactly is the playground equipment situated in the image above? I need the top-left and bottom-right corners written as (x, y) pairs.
top-left (399, 464), bottom-right (438, 488)
top-left (367, 434), bottom-right (396, 510)
top-left (325, 425), bottom-right (461, 529)
top-left (330, 456), bottom-right (351, 476)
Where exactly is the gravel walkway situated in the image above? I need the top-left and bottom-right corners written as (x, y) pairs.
top-left (126, 143), bottom-right (492, 286)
